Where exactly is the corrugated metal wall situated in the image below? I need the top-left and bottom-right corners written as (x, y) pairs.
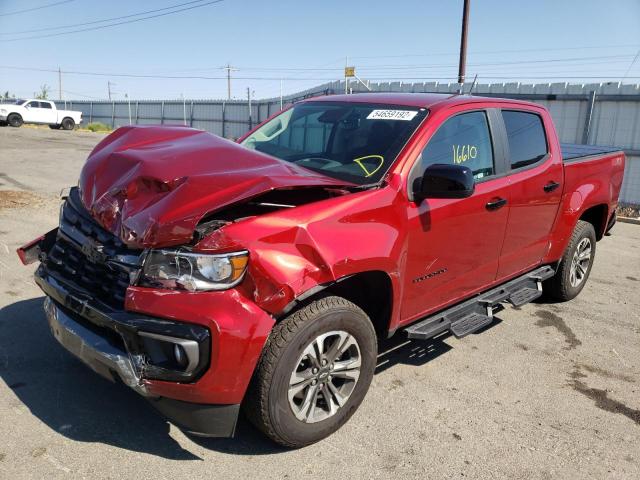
top-left (53, 80), bottom-right (640, 204)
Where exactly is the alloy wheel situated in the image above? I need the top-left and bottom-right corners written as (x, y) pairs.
top-left (288, 330), bottom-right (361, 424)
top-left (569, 237), bottom-right (592, 287)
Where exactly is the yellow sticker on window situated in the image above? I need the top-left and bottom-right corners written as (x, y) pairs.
top-left (452, 144), bottom-right (478, 164)
top-left (353, 155), bottom-right (384, 177)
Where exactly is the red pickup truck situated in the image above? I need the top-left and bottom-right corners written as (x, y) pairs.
top-left (18, 93), bottom-right (625, 447)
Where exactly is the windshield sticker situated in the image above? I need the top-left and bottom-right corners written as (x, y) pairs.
top-left (353, 155), bottom-right (385, 177)
top-left (367, 110), bottom-right (418, 121)
top-left (452, 144), bottom-right (478, 164)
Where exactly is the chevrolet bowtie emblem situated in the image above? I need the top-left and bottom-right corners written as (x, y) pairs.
top-left (81, 239), bottom-right (107, 263)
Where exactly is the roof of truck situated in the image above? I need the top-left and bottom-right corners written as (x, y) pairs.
top-left (304, 92), bottom-right (539, 110)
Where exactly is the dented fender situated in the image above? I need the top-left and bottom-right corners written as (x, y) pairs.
top-left (195, 185), bottom-right (411, 331)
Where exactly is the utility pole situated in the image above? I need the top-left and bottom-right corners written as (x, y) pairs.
top-left (58, 67), bottom-right (62, 100)
top-left (247, 87), bottom-right (252, 130)
top-left (223, 64), bottom-right (238, 100)
top-left (457, 0), bottom-right (471, 94)
top-left (108, 81), bottom-right (114, 100)
top-left (344, 56), bottom-right (349, 94)
top-left (182, 93), bottom-right (187, 125)
top-left (125, 93), bottom-right (131, 125)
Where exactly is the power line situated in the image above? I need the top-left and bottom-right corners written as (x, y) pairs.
top-left (2, 65), bottom-right (639, 84)
top-left (353, 55), bottom-right (637, 71)
top-left (0, 0), bottom-right (216, 36)
top-left (621, 49), bottom-right (640, 83)
top-left (160, 54), bottom-right (635, 73)
top-left (0, 0), bottom-right (74, 17)
top-left (349, 44), bottom-right (640, 60)
top-left (0, 0), bottom-right (225, 42)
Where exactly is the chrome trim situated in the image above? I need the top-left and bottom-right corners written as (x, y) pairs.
top-left (138, 331), bottom-right (200, 374)
top-left (43, 297), bottom-right (148, 395)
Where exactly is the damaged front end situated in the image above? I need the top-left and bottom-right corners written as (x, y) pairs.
top-left (22, 187), bottom-right (211, 384)
top-left (17, 187), bottom-right (246, 436)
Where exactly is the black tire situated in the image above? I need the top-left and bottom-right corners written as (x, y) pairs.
top-left (545, 220), bottom-right (596, 301)
top-left (49, 124), bottom-right (61, 130)
top-left (61, 117), bottom-right (75, 130)
top-left (244, 296), bottom-right (377, 448)
top-left (7, 113), bottom-right (23, 127)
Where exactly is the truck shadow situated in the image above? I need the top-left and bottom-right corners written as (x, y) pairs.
top-left (0, 297), bottom-right (503, 458)
top-left (0, 297), bottom-right (283, 459)
top-left (374, 317), bottom-right (502, 374)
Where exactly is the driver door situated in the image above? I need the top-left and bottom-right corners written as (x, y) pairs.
top-left (400, 109), bottom-right (510, 323)
top-left (22, 100), bottom-right (41, 122)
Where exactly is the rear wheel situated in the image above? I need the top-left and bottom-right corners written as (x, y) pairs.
top-left (7, 113), bottom-right (23, 127)
top-left (244, 296), bottom-right (377, 448)
top-left (545, 220), bottom-right (596, 301)
top-left (61, 117), bottom-right (75, 130)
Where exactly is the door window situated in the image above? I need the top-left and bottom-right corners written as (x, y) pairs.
top-left (40, 101), bottom-right (52, 109)
top-left (26, 101), bottom-right (40, 108)
top-left (418, 111), bottom-right (494, 180)
top-left (502, 110), bottom-right (548, 169)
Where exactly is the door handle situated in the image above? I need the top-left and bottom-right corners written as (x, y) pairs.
top-left (486, 198), bottom-right (507, 211)
top-left (543, 181), bottom-right (560, 192)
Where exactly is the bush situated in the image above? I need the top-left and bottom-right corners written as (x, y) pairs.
top-left (617, 204), bottom-right (640, 219)
top-left (86, 122), bottom-right (111, 132)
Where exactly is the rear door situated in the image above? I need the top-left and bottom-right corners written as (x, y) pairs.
top-left (495, 108), bottom-right (563, 280)
top-left (38, 101), bottom-right (57, 124)
top-left (401, 108), bottom-right (511, 322)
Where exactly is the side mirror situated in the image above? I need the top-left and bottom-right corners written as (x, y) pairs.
top-left (415, 164), bottom-right (475, 201)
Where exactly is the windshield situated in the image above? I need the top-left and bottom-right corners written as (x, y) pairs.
top-left (1, 99), bottom-right (25, 105)
top-left (241, 101), bottom-right (427, 184)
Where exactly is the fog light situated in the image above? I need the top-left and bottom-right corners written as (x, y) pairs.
top-left (174, 344), bottom-right (188, 368)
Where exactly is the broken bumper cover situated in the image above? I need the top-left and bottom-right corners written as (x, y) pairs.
top-left (44, 295), bottom-right (145, 392)
top-left (36, 267), bottom-right (240, 437)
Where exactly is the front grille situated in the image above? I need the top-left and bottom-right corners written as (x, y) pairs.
top-left (45, 189), bottom-right (142, 309)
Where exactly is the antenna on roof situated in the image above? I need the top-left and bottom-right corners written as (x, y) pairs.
top-left (467, 74), bottom-right (478, 95)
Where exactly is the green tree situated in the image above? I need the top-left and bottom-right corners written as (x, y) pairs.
top-left (35, 84), bottom-right (51, 99)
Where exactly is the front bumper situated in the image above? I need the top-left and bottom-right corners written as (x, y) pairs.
top-left (37, 268), bottom-right (241, 437)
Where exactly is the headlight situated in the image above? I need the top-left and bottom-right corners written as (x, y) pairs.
top-left (140, 249), bottom-right (249, 291)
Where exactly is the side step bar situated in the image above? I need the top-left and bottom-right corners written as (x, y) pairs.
top-left (405, 266), bottom-right (555, 341)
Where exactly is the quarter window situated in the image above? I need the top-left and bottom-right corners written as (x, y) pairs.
top-left (419, 111), bottom-right (494, 180)
top-left (502, 110), bottom-right (548, 169)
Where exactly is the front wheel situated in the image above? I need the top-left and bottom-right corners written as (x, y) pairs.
top-left (545, 220), bottom-right (596, 301)
top-left (244, 296), bottom-right (377, 448)
top-left (7, 113), bottom-right (23, 127)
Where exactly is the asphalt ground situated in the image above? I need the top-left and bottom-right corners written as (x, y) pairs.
top-left (1, 126), bottom-right (639, 479)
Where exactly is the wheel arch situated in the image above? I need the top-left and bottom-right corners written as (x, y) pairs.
top-left (276, 270), bottom-right (394, 341)
top-left (579, 203), bottom-right (609, 240)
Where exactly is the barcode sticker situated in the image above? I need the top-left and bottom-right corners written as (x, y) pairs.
top-left (367, 109), bottom-right (418, 121)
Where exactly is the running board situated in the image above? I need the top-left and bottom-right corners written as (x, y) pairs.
top-left (405, 266), bottom-right (555, 340)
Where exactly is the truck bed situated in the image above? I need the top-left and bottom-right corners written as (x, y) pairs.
top-left (561, 143), bottom-right (622, 162)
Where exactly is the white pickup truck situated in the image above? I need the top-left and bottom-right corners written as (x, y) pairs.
top-left (0, 99), bottom-right (82, 130)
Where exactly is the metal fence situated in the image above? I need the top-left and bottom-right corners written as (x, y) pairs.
top-left (52, 80), bottom-right (640, 204)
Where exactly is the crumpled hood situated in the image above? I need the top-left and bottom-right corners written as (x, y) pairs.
top-left (79, 125), bottom-right (351, 248)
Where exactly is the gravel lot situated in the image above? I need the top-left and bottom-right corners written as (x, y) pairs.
top-left (1, 127), bottom-right (639, 479)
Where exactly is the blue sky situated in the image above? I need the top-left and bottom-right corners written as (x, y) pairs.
top-left (1, 0), bottom-right (640, 100)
